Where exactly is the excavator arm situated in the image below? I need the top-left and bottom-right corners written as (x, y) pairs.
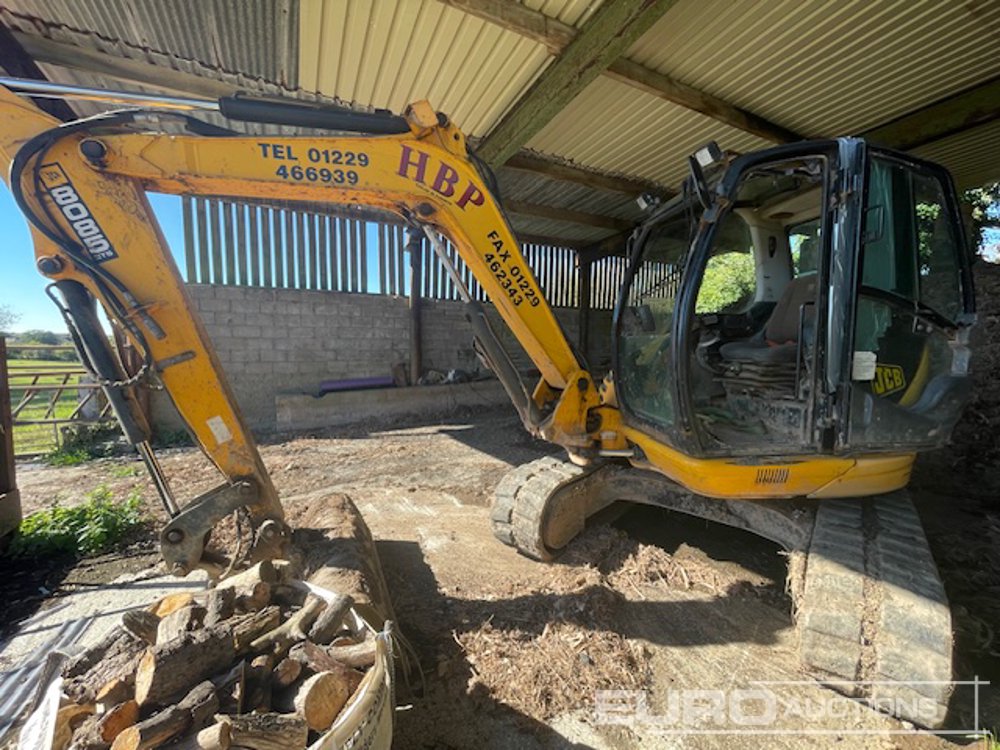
top-left (0, 84), bottom-right (611, 575)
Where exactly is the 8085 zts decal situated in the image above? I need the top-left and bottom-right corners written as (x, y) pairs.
top-left (38, 163), bottom-right (118, 263)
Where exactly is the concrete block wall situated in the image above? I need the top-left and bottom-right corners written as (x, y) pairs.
top-left (153, 284), bottom-right (613, 432)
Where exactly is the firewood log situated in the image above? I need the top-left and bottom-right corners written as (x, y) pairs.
top-left (271, 658), bottom-right (301, 690)
top-left (53, 702), bottom-right (93, 750)
top-left (229, 606), bottom-right (282, 654)
top-left (97, 701), bottom-right (139, 744)
top-left (149, 593), bottom-right (194, 619)
top-left (135, 629), bottom-right (235, 706)
top-left (218, 713), bottom-right (307, 750)
top-left (64, 630), bottom-right (146, 704)
top-left (287, 641), bottom-right (364, 695)
top-left (216, 562), bottom-right (277, 611)
top-left (271, 584), bottom-right (307, 608)
top-left (203, 588), bottom-right (236, 627)
top-left (248, 596), bottom-right (324, 657)
top-left (169, 723), bottom-right (231, 750)
top-left (273, 671), bottom-right (350, 732)
top-left (307, 593), bottom-right (353, 645)
top-left (96, 678), bottom-right (133, 713)
top-left (111, 682), bottom-right (217, 750)
top-left (241, 654), bottom-right (274, 713)
top-left (121, 611), bottom-right (160, 645)
top-left (156, 605), bottom-right (207, 644)
top-left (323, 637), bottom-right (377, 669)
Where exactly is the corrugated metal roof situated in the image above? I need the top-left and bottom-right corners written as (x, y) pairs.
top-left (626, 0), bottom-right (1000, 138)
top-left (496, 168), bottom-right (641, 222)
top-left (297, 0), bottom-right (597, 136)
top-left (2, 0), bottom-right (298, 87)
top-left (526, 75), bottom-right (775, 185)
top-left (914, 119), bottom-right (1000, 190)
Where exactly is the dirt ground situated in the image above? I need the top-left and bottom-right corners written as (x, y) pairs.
top-left (6, 404), bottom-right (997, 749)
top-left (4, 263), bottom-right (1000, 748)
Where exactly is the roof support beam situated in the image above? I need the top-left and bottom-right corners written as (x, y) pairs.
top-left (863, 77), bottom-right (1000, 151)
top-left (503, 151), bottom-right (660, 196)
top-left (475, 0), bottom-right (680, 168)
top-left (439, 0), bottom-right (800, 145)
top-left (11, 31), bottom-right (237, 98)
top-left (506, 200), bottom-right (633, 232)
top-left (0, 26), bottom-right (75, 120)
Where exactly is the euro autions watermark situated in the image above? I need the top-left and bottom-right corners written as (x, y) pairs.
top-left (595, 679), bottom-right (990, 736)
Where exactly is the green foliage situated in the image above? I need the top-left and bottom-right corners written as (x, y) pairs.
top-left (0, 304), bottom-right (19, 335)
top-left (8, 486), bottom-right (146, 559)
top-left (695, 252), bottom-right (756, 314)
top-left (44, 422), bottom-right (124, 465)
top-left (109, 463), bottom-right (142, 478)
top-left (963, 182), bottom-right (1000, 252)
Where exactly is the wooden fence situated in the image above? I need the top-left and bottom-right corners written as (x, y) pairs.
top-left (181, 198), bottom-right (606, 308)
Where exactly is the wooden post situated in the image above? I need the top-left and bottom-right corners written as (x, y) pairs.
top-left (578, 258), bottom-right (592, 365)
top-left (0, 337), bottom-right (21, 542)
top-left (407, 230), bottom-right (423, 385)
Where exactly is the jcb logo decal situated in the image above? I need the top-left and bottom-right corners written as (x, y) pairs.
top-left (38, 163), bottom-right (118, 263)
top-left (872, 364), bottom-right (906, 397)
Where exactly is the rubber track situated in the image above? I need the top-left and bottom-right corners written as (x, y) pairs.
top-left (798, 492), bottom-right (953, 727)
top-left (490, 456), bottom-right (585, 561)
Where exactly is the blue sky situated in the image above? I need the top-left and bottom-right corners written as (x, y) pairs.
top-left (1, 185), bottom-right (185, 332)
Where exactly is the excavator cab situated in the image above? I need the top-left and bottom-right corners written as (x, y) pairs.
top-left (617, 139), bottom-right (974, 463)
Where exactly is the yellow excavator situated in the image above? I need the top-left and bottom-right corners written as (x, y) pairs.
top-left (0, 78), bottom-right (975, 728)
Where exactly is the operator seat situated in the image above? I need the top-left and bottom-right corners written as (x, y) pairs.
top-left (719, 240), bottom-right (818, 364)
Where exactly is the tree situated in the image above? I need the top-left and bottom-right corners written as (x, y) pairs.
top-left (963, 183), bottom-right (1000, 259)
top-left (0, 304), bottom-right (19, 336)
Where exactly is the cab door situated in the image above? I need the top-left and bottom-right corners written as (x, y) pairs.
top-left (841, 150), bottom-right (975, 451)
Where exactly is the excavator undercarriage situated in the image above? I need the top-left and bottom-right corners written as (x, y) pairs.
top-left (492, 456), bottom-right (954, 726)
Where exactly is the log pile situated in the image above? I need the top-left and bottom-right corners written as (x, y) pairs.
top-left (55, 560), bottom-right (372, 750)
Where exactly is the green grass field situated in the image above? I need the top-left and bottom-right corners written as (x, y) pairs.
top-left (6, 358), bottom-right (93, 455)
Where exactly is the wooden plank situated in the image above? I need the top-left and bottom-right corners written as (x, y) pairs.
top-left (351, 221), bottom-right (368, 292)
top-left (338, 218), bottom-right (350, 293)
top-left (248, 205), bottom-right (260, 286)
top-left (11, 31), bottom-right (235, 99)
top-left (295, 211), bottom-right (307, 289)
top-left (408, 232), bottom-right (423, 384)
top-left (309, 213), bottom-right (320, 290)
top-left (506, 200), bottom-right (632, 231)
top-left (272, 209), bottom-right (285, 288)
top-left (378, 224), bottom-right (388, 294)
top-left (503, 152), bottom-right (661, 197)
top-left (862, 76), bottom-right (1000, 150)
top-left (357, 220), bottom-right (367, 293)
top-left (260, 206), bottom-right (273, 287)
top-left (396, 225), bottom-right (406, 297)
top-left (222, 202), bottom-right (236, 285)
top-left (181, 196), bottom-right (195, 283)
top-left (327, 216), bottom-right (338, 292)
top-left (606, 59), bottom-right (800, 144)
top-left (0, 28), bottom-right (76, 121)
top-left (476, 0), bottom-right (679, 167)
top-left (316, 213), bottom-right (328, 290)
top-left (444, 0), bottom-right (799, 146)
top-left (208, 199), bottom-right (223, 284)
top-left (193, 199), bottom-right (208, 284)
top-left (235, 203), bottom-right (248, 286)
